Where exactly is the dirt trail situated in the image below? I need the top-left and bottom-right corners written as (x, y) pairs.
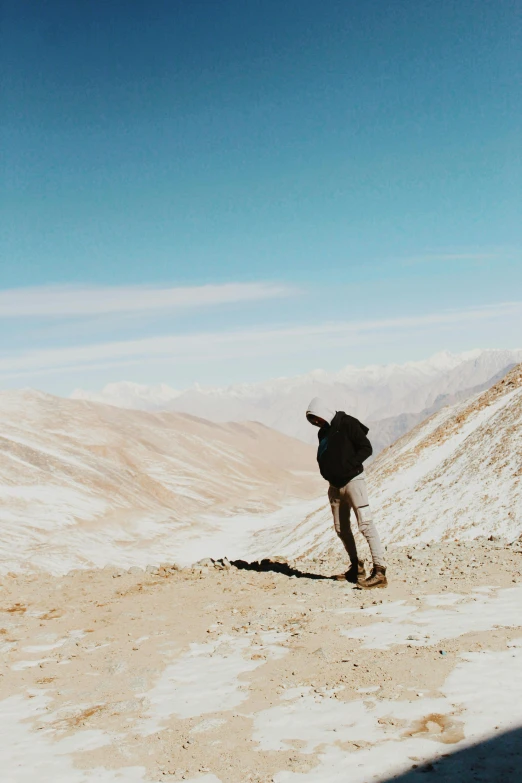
top-left (1, 539), bottom-right (522, 782)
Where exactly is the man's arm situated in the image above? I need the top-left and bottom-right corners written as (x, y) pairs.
top-left (346, 418), bottom-right (373, 464)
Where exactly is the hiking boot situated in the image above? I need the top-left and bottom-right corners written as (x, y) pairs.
top-left (333, 560), bottom-right (366, 583)
top-left (358, 565), bottom-right (387, 589)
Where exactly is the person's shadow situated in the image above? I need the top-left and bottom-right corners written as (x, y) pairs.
top-left (380, 726), bottom-right (522, 782)
top-left (231, 558), bottom-right (331, 581)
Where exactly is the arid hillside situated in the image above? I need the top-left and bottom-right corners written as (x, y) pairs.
top-left (369, 362), bottom-right (522, 544)
top-left (0, 391), bottom-right (322, 575)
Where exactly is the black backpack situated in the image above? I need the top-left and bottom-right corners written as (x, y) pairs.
top-left (317, 411), bottom-right (366, 487)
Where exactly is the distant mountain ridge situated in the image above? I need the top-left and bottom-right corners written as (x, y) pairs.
top-left (72, 349), bottom-right (522, 447)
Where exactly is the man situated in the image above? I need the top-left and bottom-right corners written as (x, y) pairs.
top-left (306, 397), bottom-right (387, 589)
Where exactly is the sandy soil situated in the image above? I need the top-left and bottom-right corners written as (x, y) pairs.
top-left (1, 538), bottom-right (522, 782)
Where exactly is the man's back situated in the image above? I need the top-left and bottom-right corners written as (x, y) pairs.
top-left (316, 411), bottom-right (373, 488)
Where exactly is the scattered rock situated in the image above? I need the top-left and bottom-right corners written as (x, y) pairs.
top-left (194, 558), bottom-right (214, 569)
top-left (157, 563), bottom-right (181, 574)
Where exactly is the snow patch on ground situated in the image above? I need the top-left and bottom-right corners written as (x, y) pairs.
top-left (254, 640), bottom-right (522, 783)
top-left (0, 692), bottom-right (147, 782)
top-left (254, 692), bottom-right (450, 753)
top-left (341, 585), bottom-right (522, 649)
top-left (139, 631), bottom-right (288, 733)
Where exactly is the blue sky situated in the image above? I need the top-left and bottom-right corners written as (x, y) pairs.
top-left (1, 0), bottom-right (521, 393)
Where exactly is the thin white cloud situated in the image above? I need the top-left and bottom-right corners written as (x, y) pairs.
top-left (403, 249), bottom-right (519, 266)
top-left (1, 301), bottom-right (521, 378)
top-left (0, 282), bottom-right (297, 318)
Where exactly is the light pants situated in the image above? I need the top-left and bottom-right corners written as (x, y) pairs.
top-left (328, 474), bottom-right (386, 568)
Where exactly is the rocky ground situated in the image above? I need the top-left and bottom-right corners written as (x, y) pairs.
top-left (1, 538), bottom-right (522, 782)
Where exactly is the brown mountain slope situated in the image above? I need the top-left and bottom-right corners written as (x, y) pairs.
top-left (0, 390), bottom-right (322, 574)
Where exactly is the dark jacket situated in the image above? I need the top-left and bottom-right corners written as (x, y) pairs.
top-left (316, 411), bottom-right (373, 488)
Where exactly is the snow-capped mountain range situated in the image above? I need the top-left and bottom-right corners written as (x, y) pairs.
top-left (73, 348), bottom-right (522, 447)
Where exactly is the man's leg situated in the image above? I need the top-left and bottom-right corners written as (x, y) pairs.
top-left (344, 475), bottom-right (386, 569)
top-left (328, 485), bottom-right (360, 573)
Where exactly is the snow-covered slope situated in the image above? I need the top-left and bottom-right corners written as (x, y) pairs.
top-left (72, 349), bottom-right (522, 445)
top-left (0, 391), bottom-right (322, 574)
top-left (267, 363), bottom-right (522, 561)
top-left (369, 362), bottom-right (522, 543)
